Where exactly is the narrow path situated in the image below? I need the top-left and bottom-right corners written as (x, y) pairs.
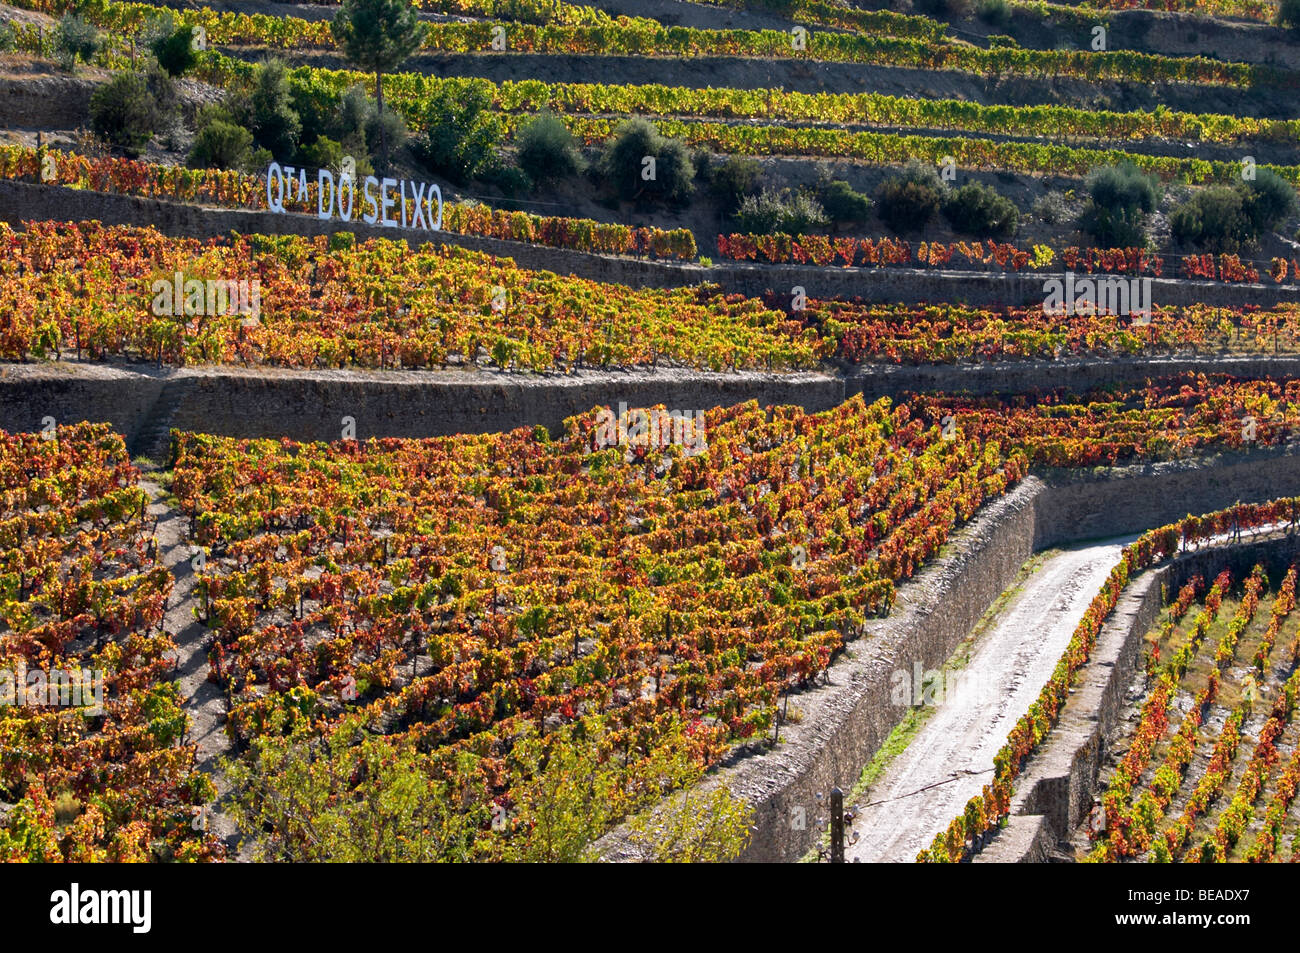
top-left (140, 475), bottom-right (243, 858)
top-left (847, 535), bottom-right (1136, 863)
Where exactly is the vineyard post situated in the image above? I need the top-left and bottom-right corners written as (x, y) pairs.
top-left (830, 786), bottom-right (845, 863)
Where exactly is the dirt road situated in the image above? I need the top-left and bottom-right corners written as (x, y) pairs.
top-left (846, 535), bottom-right (1135, 863)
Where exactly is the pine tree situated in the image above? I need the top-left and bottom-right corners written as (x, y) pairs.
top-left (330, 0), bottom-right (423, 170)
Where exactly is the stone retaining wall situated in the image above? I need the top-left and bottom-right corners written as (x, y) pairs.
top-left (594, 446), bottom-right (1300, 862)
top-left (980, 534), bottom-right (1300, 862)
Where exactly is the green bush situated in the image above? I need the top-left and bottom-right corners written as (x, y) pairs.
top-left (188, 115), bottom-right (254, 171)
top-left (599, 118), bottom-right (695, 206)
top-left (819, 179), bottom-right (872, 224)
top-left (56, 13), bottom-right (100, 68)
top-left (416, 78), bottom-right (505, 183)
top-left (335, 84), bottom-right (406, 162)
top-left (877, 165), bottom-right (944, 234)
top-left (976, 0), bottom-right (1013, 27)
top-left (90, 72), bottom-right (162, 156)
top-left (515, 112), bottom-right (584, 183)
top-left (299, 134), bottom-right (373, 179)
top-left (1171, 172), bottom-right (1298, 252)
top-left (1078, 161), bottom-right (1159, 247)
top-left (486, 163), bottom-right (534, 198)
top-left (1170, 186), bottom-right (1251, 253)
top-left (1278, 0), bottom-right (1300, 30)
top-left (246, 60), bottom-right (302, 161)
top-left (942, 181), bottom-right (1019, 238)
top-left (736, 188), bottom-right (828, 235)
top-left (708, 155), bottom-right (762, 214)
top-left (1242, 167), bottom-right (1298, 234)
top-left (151, 25), bottom-right (197, 77)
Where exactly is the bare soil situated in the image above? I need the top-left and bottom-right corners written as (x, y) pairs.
top-left (140, 476), bottom-right (244, 859)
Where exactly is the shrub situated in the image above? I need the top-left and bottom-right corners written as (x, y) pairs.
top-left (1242, 168), bottom-right (1298, 234)
top-left (56, 13), bottom-right (100, 69)
top-left (151, 25), bottom-right (197, 77)
top-left (1170, 186), bottom-right (1251, 253)
top-left (736, 188), bottom-right (829, 235)
top-left (90, 72), bottom-right (162, 156)
top-left (976, 0), bottom-right (1013, 27)
top-left (708, 156), bottom-right (762, 214)
top-left (599, 118), bottom-right (695, 206)
top-left (1032, 191), bottom-right (1069, 224)
top-left (334, 84), bottom-right (406, 163)
top-left (0, 21), bottom-right (15, 53)
top-left (515, 112), bottom-right (584, 183)
top-left (1078, 161), bottom-right (1159, 247)
top-left (1171, 173), bottom-right (1298, 252)
top-left (299, 134), bottom-right (374, 179)
top-left (485, 163), bottom-right (534, 198)
top-left (416, 78), bottom-right (505, 183)
top-left (819, 179), bottom-right (872, 224)
top-left (877, 164), bottom-right (944, 233)
top-left (942, 181), bottom-right (1019, 238)
top-left (899, 158), bottom-right (946, 191)
top-left (187, 115), bottom-right (254, 171)
top-left (247, 60), bottom-right (302, 161)
top-left (1279, 0), bottom-right (1300, 30)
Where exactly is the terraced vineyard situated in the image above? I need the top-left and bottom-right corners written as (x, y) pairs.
top-left (0, 423), bottom-right (218, 862)
top-left (1086, 565), bottom-right (1300, 863)
top-left (0, 0), bottom-right (1298, 888)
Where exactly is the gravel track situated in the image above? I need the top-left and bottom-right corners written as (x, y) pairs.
top-left (141, 476), bottom-right (243, 858)
top-left (846, 535), bottom-right (1135, 863)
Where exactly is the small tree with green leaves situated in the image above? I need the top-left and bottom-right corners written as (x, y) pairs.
top-left (188, 108), bottom-right (254, 171)
top-left (330, 0), bottom-right (423, 169)
top-left (516, 111), bottom-right (584, 184)
top-left (874, 160), bottom-right (946, 233)
top-left (416, 78), bottom-right (505, 182)
top-left (90, 72), bottom-right (163, 156)
top-left (151, 24), bottom-right (197, 77)
top-left (1078, 161), bottom-right (1160, 247)
top-left (942, 181), bottom-right (1019, 238)
top-left (598, 117), bottom-right (696, 207)
top-left (56, 13), bottom-right (100, 70)
top-left (819, 179), bottom-right (872, 226)
top-left (245, 59), bottom-right (302, 161)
